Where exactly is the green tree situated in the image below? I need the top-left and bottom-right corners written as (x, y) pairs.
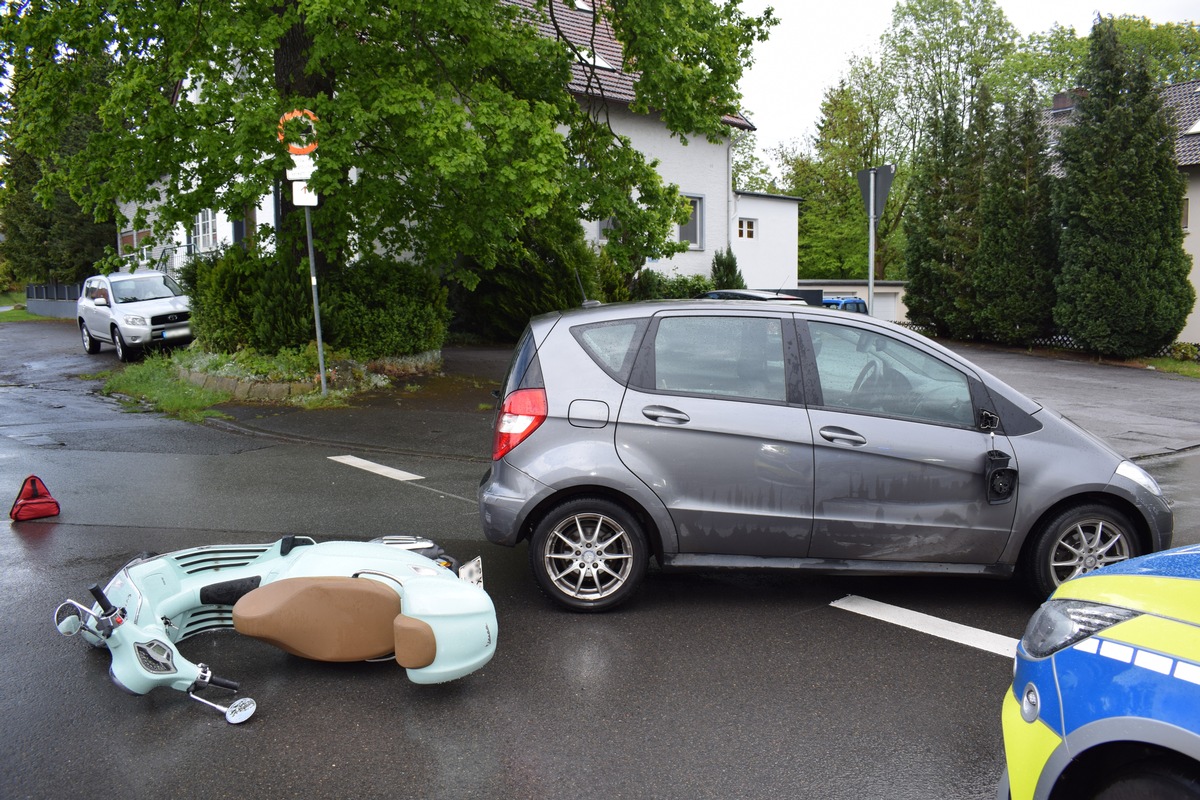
top-left (778, 61), bottom-right (905, 280)
top-left (903, 86), bottom-right (988, 339)
top-left (0, 62), bottom-right (116, 285)
top-left (997, 16), bottom-right (1200, 106)
top-left (731, 133), bottom-right (777, 194)
top-left (971, 87), bottom-right (1057, 345)
top-left (1, 0), bottom-right (776, 291)
top-left (1054, 18), bottom-right (1194, 358)
top-left (710, 246), bottom-right (745, 288)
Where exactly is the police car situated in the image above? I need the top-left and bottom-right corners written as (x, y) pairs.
top-left (999, 544), bottom-right (1200, 798)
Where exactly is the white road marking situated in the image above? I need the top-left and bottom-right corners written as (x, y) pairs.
top-left (328, 455), bottom-right (424, 482)
top-left (831, 595), bottom-right (1018, 658)
top-left (327, 455), bottom-right (478, 504)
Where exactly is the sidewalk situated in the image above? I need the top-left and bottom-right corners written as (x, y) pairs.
top-left (206, 342), bottom-right (1200, 462)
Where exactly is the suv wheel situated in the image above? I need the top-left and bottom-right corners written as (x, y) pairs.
top-left (112, 326), bottom-right (132, 362)
top-left (529, 497), bottom-right (648, 612)
top-left (1025, 503), bottom-right (1139, 597)
top-left (80, 321), bottom-right (100, 354)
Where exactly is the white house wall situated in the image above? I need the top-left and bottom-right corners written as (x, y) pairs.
top-left (730, 192), bottom-right (800, 290)
top-left (581, 104), bottom-right (731, 279)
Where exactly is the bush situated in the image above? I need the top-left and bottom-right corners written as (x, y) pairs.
top-left (323, 255), bottom-right (450, 360)
top-left (630, 269), bottom-right (712, 300)
top-left (710, 246), bottom-right (746, 289)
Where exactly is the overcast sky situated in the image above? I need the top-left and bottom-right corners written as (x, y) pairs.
top-left (737, 0), bottom-right (1199, 158)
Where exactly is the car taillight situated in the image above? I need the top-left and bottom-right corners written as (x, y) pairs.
top-left (493, 388), bottom-right (547, 460)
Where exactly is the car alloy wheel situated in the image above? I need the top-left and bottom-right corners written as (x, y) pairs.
top-left (1026, 503), bottom-right (1139, 597)
top-left (530, 498), bottom-right (647, 612)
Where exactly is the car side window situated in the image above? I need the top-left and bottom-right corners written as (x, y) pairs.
top-left (571, 318), bottom-right (648, 382)
top-left (809, 321), bottom-right (973, 426)
top-left (649, 316), bottom-right (786, 402)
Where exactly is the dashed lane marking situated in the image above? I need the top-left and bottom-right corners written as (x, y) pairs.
top-left (831, 595), bottom-right (1018, 658)
top-left (327, 455), bottom-right (476, 503)
top-left (328, 455), bottom-right (424, 481)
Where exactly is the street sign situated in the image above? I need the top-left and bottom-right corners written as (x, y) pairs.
top-left (286, 153), bottom-right (314, 181)
top-left (278, 109), bottom-right (319, 156)
top-left (856, 164), bottom-right (895, 221)
top-left (292, 181), bottom-right (318, 207)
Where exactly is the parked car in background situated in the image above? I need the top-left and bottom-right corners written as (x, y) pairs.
top-left (697, 289), bottom-right (808, 304)
top-left (77, 271), bottom-right (193, 361)
top-left (999, 544), bottom-right (1200, 799)
top-left (478, 299), bottom-right (1172, 611)
top-left (822, 296), bottom-right (868, 314)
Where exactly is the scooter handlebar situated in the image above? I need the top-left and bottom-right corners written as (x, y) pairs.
top-left (208, 675), bottom-right (239, 691)
top-left (88, 583), bottom-right (117, 616)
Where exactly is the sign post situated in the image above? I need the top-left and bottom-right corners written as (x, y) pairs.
top-left (280, 110), bottom-right (327, 395)
top-left (856, 164), bottom-right (895, 317)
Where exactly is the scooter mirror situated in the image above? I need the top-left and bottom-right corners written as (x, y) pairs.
top-left (225, 697), bottom-right (257, 724)
top-left (54, 603), bottom-right (83, 636)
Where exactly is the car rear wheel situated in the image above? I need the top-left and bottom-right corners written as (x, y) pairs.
top-left (80, 321), bottom-right (100, 354)
top-left (529, 497), bottom-right (648, 612)
top-left (1093, 760), bottom-right (1200, 799)
top-left (1025, 503), bottom-right (1140, 597)
top-left (112, 326), bottom-right (133, 362)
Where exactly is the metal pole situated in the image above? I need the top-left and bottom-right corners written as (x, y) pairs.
top-left (867, 168), bottom-right (876, 317)
top-left (305, 206), bottom-right (327, 395)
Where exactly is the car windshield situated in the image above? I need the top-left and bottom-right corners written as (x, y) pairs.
top-left (111, 275), bottom-right (184, 304)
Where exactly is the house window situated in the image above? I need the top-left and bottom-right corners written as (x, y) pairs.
top-left (192, 209), bottom-right (217, 253)
top-left (119, 229), bottom-right (152, 256)
top-left (738, 218), bottom-right (757, 239)
top-left (1183, 198), bottom-right (1190, 231)
top-left (680, 196), bottom-right (703, 249)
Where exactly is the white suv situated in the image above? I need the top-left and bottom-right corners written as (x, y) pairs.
top-left (77, 270), bottom-right (193, 361)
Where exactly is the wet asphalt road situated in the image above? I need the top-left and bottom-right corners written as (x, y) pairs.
top-left (2, 318), bottom-right (1198, 800)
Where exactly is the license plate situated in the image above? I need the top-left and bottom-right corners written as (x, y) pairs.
top-left (458, 556), bottom-right (483, 588)
top-left (162, 327), bottom-right (190, 339)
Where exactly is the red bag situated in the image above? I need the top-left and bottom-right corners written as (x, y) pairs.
top-left (9, 475), bottom-right (60, 521)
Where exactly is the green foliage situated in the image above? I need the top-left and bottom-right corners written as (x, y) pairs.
top-left (450, 198), bottom-right (603, 342)
top-left (731, 134), bottom-right (778, 193)
top-left (186, 247), bottom-right (261, 353)
top-left (0, 93), bottom-right (117, 285)
top-left (2, 0), bottom-right (775, 297)
top-left (710, 247), bottom-right (745, 289)
top-left (903, 89), bottom-right (985, 339)
top-left (1053, 19), bottom-right (1195, 359)
top-left (323, 255), bottom-right (450, 360)
top-left (630, 270), bottom-right (712, 300)
top-left (102, 353), bottom-right (232, 423)
top-left (971, 89), bottom-right (1058, 346)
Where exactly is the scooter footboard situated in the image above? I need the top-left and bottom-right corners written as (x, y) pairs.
top-left (396, 579), bottom-right (497, 684)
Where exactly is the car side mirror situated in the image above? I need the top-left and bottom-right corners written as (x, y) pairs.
top-left (94, 296), bottom-right (109, 307)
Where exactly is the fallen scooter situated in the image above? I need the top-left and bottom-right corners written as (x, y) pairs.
top-left (54, 535), bottom-right (497, 723)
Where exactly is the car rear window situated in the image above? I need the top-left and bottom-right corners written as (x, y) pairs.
top-left (570, 318), bottom-right (648, 382)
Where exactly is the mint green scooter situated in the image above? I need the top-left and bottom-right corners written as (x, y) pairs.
top-left (53, 535), bottom-right (497, 723)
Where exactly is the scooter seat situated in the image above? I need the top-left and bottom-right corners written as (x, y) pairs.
top-left (232, 576), bottom-right (436, 667)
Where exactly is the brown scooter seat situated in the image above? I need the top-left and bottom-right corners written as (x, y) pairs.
top-left (232, 576), bottom-right (436, 668)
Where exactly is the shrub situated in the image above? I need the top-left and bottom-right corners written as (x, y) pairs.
top-left (710, 246), bottom-right (746, 289)
top-left (630, 269), bottom-right (712, 300)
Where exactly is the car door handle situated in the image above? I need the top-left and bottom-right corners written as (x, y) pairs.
top-left (819, 426), bottom-right (867, 446)
top-left (642, 406), bottom-right (690, 425)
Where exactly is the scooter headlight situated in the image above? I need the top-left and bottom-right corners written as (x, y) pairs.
top-left (1021, 599), bottom-right (1139, 659)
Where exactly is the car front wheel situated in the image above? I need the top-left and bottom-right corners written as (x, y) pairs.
top-left (80, 320), bottom-right (100, 354)
top-left (112, 326), bottom-right (133, 362)
top-left (1025, 503), bottom-right (1140, 597)
top-left (529, 497), bottom-right (648, 612)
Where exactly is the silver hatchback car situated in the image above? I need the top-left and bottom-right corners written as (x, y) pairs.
top-left (479, 301), bottom-right (1174, 612)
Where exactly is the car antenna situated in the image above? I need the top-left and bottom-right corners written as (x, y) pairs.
top-left (575, 268), bottom-right (601, 308)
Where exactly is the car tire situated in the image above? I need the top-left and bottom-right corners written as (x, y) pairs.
top-left (80, 320), bottom-right (101, 354)
top-left (1093, 760), bottom-right (1200, 799)
top-left (112, 326), bottom-right (133, 362)
top-left (1024, 503), bottom-right (1140, 597)
top-left (529, 497), bottom-right (648, 612)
